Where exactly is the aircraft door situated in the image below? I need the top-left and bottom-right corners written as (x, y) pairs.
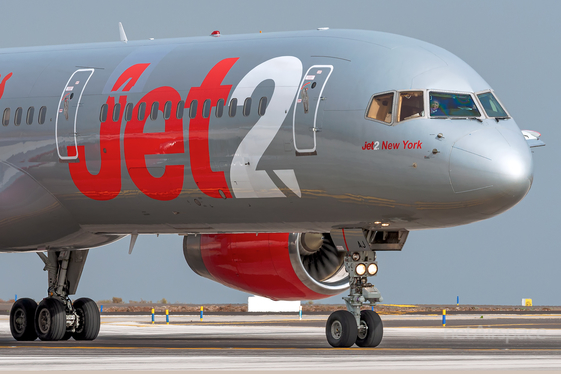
top-left (55, 68), bottom-right (95, 160)
top-left (292, 65), bottom-right (333, 155)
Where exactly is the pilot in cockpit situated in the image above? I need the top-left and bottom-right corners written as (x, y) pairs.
top-left (430, 100), bottom-right (445, 116)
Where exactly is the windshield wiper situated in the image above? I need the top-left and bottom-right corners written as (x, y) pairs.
top-left (494, 117), bottom-right (508, 122)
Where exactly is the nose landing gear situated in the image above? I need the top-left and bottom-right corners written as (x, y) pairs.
top-left (8, 249), bottom-right (100, 342)
top-left (325, 250), bottom-right (384, 348)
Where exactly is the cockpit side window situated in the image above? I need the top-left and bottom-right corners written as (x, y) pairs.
top-left (366, 92), bottom-right (394, 124)
top-left (398, 91), bottom-right (424, 122)
top-left (477, 92), bottom-right (508, 118)
top-left (429, 92), bottom-right (481, 118)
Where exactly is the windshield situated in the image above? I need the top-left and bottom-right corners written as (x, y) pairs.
top-left (429, 92), bottom-right (481, 118)
top-left (398, 91), bottom-right (424, 122)
top-left (477, 92), bottom-right (508, 118)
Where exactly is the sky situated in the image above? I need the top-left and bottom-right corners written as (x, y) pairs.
top-left (0, 0), bottom-right (558, 306)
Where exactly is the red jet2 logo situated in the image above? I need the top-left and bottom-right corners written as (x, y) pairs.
top-left (68, 57), bottom-right (303, 201)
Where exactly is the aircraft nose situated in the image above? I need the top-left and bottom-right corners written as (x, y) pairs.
top-left (449, 127), bottom-right (533, 211)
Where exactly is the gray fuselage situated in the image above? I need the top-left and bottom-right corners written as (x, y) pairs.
top-left (0, 29), bottom-right (533, 251)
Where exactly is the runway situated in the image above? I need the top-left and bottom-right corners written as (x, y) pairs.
top-left (1, 313), bottom-right (561, 371)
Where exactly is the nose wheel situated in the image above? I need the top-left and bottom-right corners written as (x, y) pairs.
top-left (326, 310), bottom-right (358, 347)
top-left (325, 250), bottom-right (384, 348)
top-left (355, 309), bottom-right (383, 347)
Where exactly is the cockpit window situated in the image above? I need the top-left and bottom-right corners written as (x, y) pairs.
top-left (477, 92), bottom-right (508, 118)
top-left (366, 92), bottom-right (394, 124)
top-left (429, 92), bottom-right (481, 118)
top-left (398, 91), bottom-right (424, 122)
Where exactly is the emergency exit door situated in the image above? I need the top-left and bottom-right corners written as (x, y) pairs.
top-left (292, 65), bottom-right (333, 155)
top-left (55, 68), bottom-right (94, 160)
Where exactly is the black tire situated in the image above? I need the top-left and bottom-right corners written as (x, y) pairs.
top-left (9, 298), bottom-right (38, 341)
top-left (355, 310), bottom-right (383, 347)
top-left (72, 298), bottom-right (100, 341)
top-left (326, 310), bottom-right (358, 347)
top-left (35, 298), bottom-right (66, 341)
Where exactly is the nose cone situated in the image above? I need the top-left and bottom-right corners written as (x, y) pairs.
top-left (449, 126), bottom-right (533, 213)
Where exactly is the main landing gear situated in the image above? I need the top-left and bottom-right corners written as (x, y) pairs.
top-left (9, 249), bottom-right (100, 342)
top-left (326, 250), bottom-right (383, 348)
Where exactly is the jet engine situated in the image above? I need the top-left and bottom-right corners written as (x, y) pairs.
top-left (183, 233), bottom-right (348, 300)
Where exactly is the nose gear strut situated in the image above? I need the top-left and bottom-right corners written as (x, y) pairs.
top-left (325, 228), bottom-right (407, 348)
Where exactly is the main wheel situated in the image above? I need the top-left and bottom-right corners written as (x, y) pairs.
top-left (72, 298), bottom-right (100, 341)
top-left (10, 298), bottom-right (38, 341)
top-left (355, 310), bottom-right (383, 347)
top-left (326, 310), bottom-right (358, 347)
top-left (35, 298), bottom-right (66, 341)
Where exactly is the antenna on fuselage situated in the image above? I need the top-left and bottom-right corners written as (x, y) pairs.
top-left (119, 22), bottom-right (128, 43)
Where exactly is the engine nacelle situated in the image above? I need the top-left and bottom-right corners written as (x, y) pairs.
top-left (183, 233), bottom-right (348, 301)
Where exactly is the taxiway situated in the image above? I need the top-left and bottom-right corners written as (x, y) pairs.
top-left (1, 313), bottom-right (561, 371)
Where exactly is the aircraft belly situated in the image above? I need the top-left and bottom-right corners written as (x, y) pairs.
top-left (0, 161), bottom-right (124, 251)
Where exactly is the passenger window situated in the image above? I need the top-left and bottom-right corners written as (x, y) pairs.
top-left (176, 100), bottom-right (185, 119)
top-left (366, 92), bottom-right (394, 124)
top-left (216, 99), bottom-right (224, 118)
top-left (202, 99), bottom-right (211, 118)
top-left (229, 98), bottom-right (237, 117)
top-left (243, 98), bottom-right (251, 117)
top-left (14, 107), bottom-right (22, 126)
top-left (100, 104), bottom-right (108, 122)
top-left (137, 102), bottom-right (146, 121)
top-left (258, 97), bottom-right (267, 116)
top-left (150, 102), bottom-right (159, 120)
top-left (2, 108), bottom-right (9, 126)
top-left (112, 103), bottom-right (121, 122)
top-left (189, 100), bottom-right (198, 119)
top-left (38, 106), bottom-right (46, 124)
top-left (163, 101), bottom-right (172, 120)
top-left (26, 107), bottom-right (34, 125)
top-left (398, 91), bottom-right (424, 122)
top-left (125, 103), bottom-right (133, 121)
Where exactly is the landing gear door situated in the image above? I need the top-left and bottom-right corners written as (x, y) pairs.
top-left (55, 68), bottom-right (94, 160)
top-left (292, 65), bottom-right (333, 156)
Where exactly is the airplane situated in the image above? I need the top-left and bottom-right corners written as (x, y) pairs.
top-left (2, 26), bottom-right (543, 348)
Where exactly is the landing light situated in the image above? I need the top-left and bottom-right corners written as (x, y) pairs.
top-left (381, 223), bottom-right (390, 227)
top-left (351, 252), bottom-right (360, 261)
top-left (367, 263), bottom-right (378, 276)
top-left (356, 264), bottom-right (366, 276)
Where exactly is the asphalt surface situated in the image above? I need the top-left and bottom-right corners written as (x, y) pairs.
top-left (1, 313), bottom-right (561, 371)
